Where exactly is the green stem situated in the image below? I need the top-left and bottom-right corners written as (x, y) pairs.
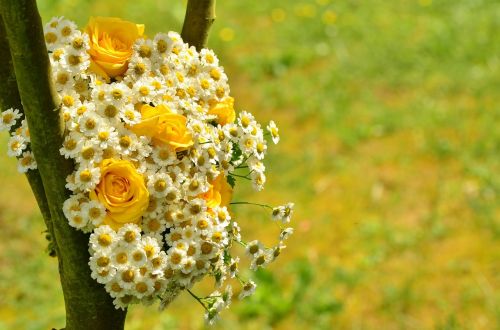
top-left (230, 201), bottom-right (273, 210)
top-left (0, 1), bottom-right (126, 329)
top-left (229, 173), bottom-right (252, 180)
top-left (187, 289), bottom-right (209, 311)
top-left (181, 0), bottom-right (216, 50)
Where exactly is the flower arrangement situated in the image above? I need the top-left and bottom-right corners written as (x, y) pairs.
top-left (0, 16), bottom-right (293, 323)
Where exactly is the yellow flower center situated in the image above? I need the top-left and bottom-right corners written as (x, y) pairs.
top-left (72, 38), bottom-right (84, 49)
top-left (98, 131), bottom-right (110, 141)
top-left (210, 68), bottom-right (221, 80)
top-left (112, 89), bottom-right (123, 100)
top-left (56, 72), bottom-right (69, 85)
top-left (154, 179), bottom-right (167, 192)
top-left (121, 270), bottom-right (135, 282)
top-left (97, 256), bottom-right (110, 267)
top-left (157, 39), bottom-right (168, 53)
top-left (98, 233), bottom-right (112, 246)
top-left (81, 147), bottom-right (95, 160)
top-left (61, 26), bottom-right (72, 37)
top-left (138, 45), bottom-right (152, 58)
top-left (124, 230), bottom-right (136, 243)
top-left (44, 32), bottom-right (57, 44)
top-left (136, 282), bottom-right (148, 293)
top-left (62, 95), bottom-right (74, 107)
top-left (79, 170), bottom-right (92, 182)
top-left (116, 252), bottom-right (128, 264)
top-left (104, 105), bottom-right (118, 118)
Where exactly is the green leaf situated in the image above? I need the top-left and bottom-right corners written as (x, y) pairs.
top-left (227, 175), bottom-right (236, 188)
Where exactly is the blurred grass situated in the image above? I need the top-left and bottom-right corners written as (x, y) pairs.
top-left (1, 0), bottom-right (499, 329)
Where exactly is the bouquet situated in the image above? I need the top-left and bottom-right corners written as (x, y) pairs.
top-left (1, 16), bottom-right (293, 324)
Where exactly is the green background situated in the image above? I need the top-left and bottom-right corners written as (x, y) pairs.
top-left (0, 0), bottom-right (499, 329)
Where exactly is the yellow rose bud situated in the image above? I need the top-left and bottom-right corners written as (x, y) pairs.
top-left (208, 97), bottom-right (236, 126)
top-left (90, 159), bottom-right (149, 230)
top-left (200, 174), bottom-right (233, 209)
top-left (131, 104), bottom-right (194, 151)
top-left (85, 17), bottom-right (145, 80)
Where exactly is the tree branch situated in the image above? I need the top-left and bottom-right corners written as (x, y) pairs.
top-left (181, 0), bottom-right (216, 50)
top-left (0, 1), bottom-right (126, 329)
top-left (0, 12), bottom-right (54, 250)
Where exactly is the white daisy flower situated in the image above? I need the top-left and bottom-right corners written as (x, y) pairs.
top-left (142, 216), bottom-right (167, 236)
top-left (280, 227), bottom-right (294, 241)
top-left (147, 172), bottom-right (173, 198)
top-left (199, 49), bottom-right (220, 67)
top-left (0, 108), bottom-right (22, 132)
top-left (183, 174), bottom-right (209, 197)
top-left (133, 276), bottom-right (155, 299)
top-left (245, 240), bottom-right (263, 257)
top-left (249, 170), bottom-right (266, 191)
top-left (117, 224), bottom-right (142, 247)
top-left (17, 151), bottom-right (37, 173)
top-left (105, 278), bottom-right (126, 299)
top-left (81, 200), bottom-right (106, 226)
top-left (113, 295), bottom-right (138, 310)
top-left (120, 104), bottom-right (142, 126)
top-left (167, 247), bottom-right (187, 270)
top-left (91, 266), bottom-right (117, 285)
top-left (67, 210), bottom-right (88, 229)
top-left (250, 251), bottom-right (270, 271)
top-left (141, 236), bottom-right (161, 260)
top-left (238, 280), bottom-right (257, 300)
top-left (56, 18), bottom-right (77, 44)
top-left (78, 112), bottom-right (102, 136)
top-left (74, 165), bottom-right (101, 191)
top-left (7, 135), bottom-right (27, 157)
top-left (228, 257), bottom-right (239, 278)
top-left (153, 33), bottom-right (174, 56)
top-left (92, 126), bottom-right (119, 150)
top-left (117, 267), bottom-right (140, 290)
top-left (60, 132), bottom-right (84, 159)
top-left (266, 120), bottom-right (280, 144)
top-left (237, 111), bottom-right (256, 133)
top-left (272, 203), bottom-right (294, 224)
top-left (89, 225), bottom-right (117, 253)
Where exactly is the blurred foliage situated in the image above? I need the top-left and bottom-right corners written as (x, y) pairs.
top-left (0, 0), bottom-right (499, 329)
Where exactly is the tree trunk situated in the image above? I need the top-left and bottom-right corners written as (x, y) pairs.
top-left (0, 0), bottom-right (215, 328)
top-left (0, 1), bottom-right (126, 329)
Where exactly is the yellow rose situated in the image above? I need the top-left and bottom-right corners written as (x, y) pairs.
top-left (200, 174), bottom-right (233, 209)
top-left (131, 104), bottom-right (193, 151)
top-left (208, 97), bottom-right (236, 126)
top-left (85, 17), bottom-right (145, 80)
top-left (90, 159), bottom-right (149, 230)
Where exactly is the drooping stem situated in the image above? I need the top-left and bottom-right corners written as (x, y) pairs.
top-left (0, 13), bottom-right (53, 247)
top-left (0, 1), bottom-right (126, 329)
top-left (181, 0), bottom-right (216, 50)
top-left (230, 201), bottom-right (274, 210)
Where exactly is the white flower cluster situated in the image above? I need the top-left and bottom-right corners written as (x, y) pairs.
top-left (0, 109), bottom-right (37, 173)
top-left (39, 16), bottom-right (295, 321)
top-left (89, 224), bottom-right (169, 308)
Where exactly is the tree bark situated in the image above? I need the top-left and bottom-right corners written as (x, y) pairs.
top-left (0, 1), bottom-right (126, 329)
top-left (181, 0), bottom-right (216, 50)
